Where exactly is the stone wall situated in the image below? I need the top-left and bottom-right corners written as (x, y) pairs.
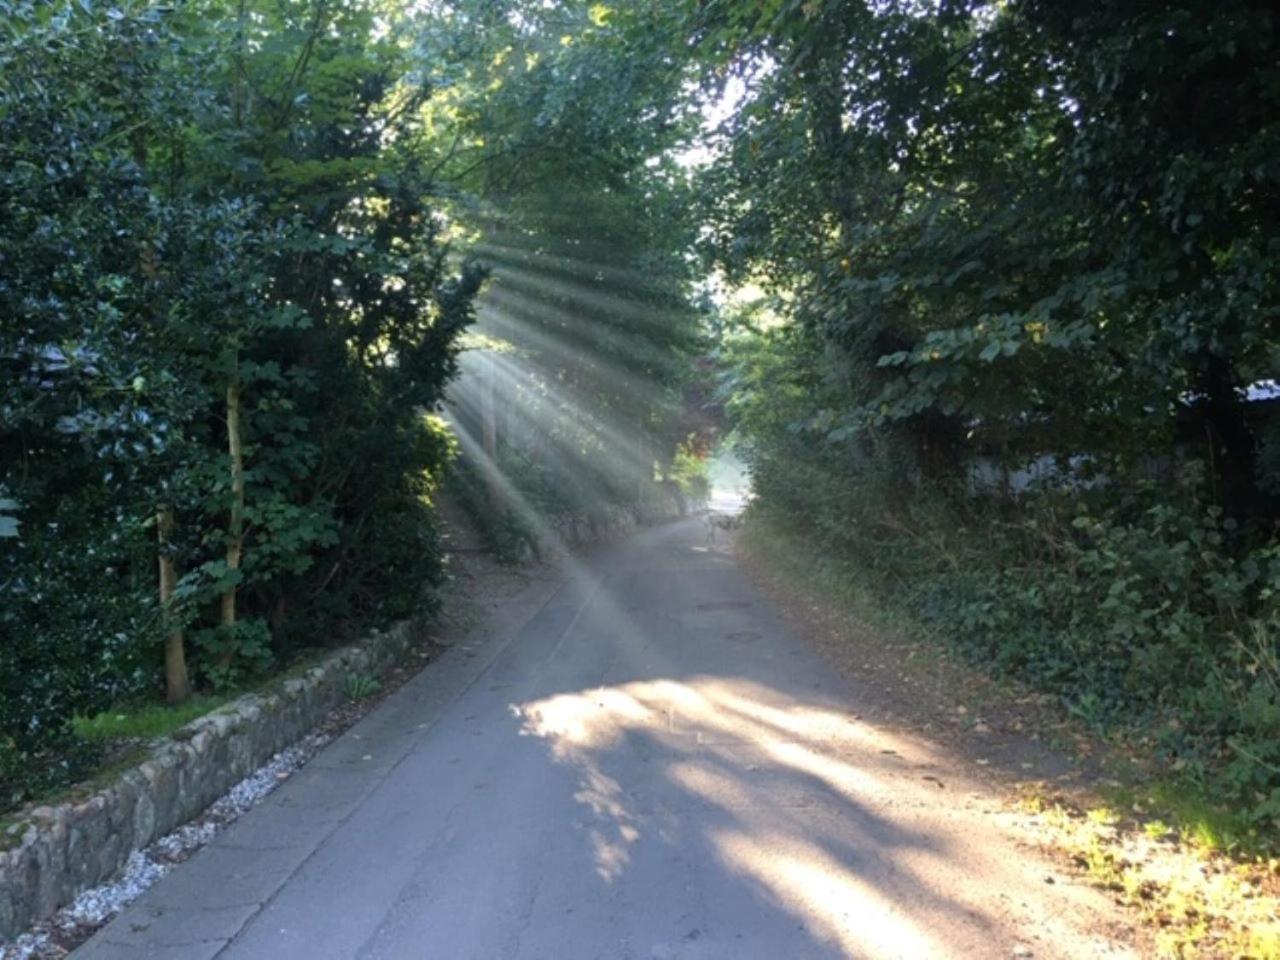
top-left (0, 621), bottom-right (418, 943)
top-left (533, 495), bottom-right (687, 559)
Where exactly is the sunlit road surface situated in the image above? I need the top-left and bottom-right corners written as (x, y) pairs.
top-left (75, 519), bottom-right (1134, 960)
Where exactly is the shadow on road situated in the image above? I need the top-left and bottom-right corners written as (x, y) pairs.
top-left (486, 519), bottom-right (1128, 960)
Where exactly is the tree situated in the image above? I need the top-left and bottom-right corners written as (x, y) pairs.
top-left (688, 0), bottom-right (1278, 511)
top-left (678, 0), bottom-right (1280, 822)
top-left (0, 0), bottom-right (481, 804)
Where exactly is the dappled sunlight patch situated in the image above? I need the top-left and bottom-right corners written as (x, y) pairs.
top-left (513, 670), bottom-right (1140, 957)
top-left (705, 681), bottom-right (925, 753)
top-left (512, 686), bottom-right (656, 757)
top-left (516, 675), bottom-right (962, 809)
top-left (710, 827), bottom-right (950, 960)
top-left (1017, 792), bottom-right (1280, 958)
top-left (756, 738), bottom-right (882, 799)
top-left (666, 760), bottom-right (754, 809)
top-left (574, 766), bottom-right (641, 882)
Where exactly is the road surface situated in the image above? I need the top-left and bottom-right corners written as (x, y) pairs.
top-left (75, 519), bottom-right (1134, 960)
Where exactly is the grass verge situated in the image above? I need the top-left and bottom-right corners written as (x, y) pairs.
top-left (72, 695), bottom-right (238, 743)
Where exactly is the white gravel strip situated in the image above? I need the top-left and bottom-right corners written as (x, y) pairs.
top-left (1, 729), bottom-right (333, 960)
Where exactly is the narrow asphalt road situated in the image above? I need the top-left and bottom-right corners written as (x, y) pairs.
top-left (75, 519), bottom-right (1135, 960)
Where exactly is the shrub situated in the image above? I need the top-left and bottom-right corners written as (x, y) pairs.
top-left (0, 0), bottom-right (479, 810)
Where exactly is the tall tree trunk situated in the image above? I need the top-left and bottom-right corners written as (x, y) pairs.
top-left (133, 122), bottom-right (191, 697)
top-left (221, 376), bottom-right (245, 664)
top-left (157, 506), bottom-right (189, 703)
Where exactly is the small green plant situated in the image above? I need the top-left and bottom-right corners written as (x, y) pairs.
top-left (74, 695), bottom-right (237, 742)
top-left (344, 673), bottom-right (382, 702)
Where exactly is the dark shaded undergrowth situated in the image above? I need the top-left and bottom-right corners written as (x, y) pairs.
top-left (737, 479), bottom-right (1280, 845)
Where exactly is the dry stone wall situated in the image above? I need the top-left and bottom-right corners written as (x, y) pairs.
top-left (0, 622), bottom-right (416, 942)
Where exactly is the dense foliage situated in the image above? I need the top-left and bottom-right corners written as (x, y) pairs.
top-left (1, 0), bottom-right (482, 806)
top-left (692, 1), bottom-right (1280, 825)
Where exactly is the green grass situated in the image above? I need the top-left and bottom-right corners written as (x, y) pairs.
top-left (71, 646), bottom-right (337, 746)
top-left (73, 694), bottom-right (237, 742)
top-left (1096, 778), bottom-right (1264, 856)
top-left (0, 647), bottom-right (354, 819)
